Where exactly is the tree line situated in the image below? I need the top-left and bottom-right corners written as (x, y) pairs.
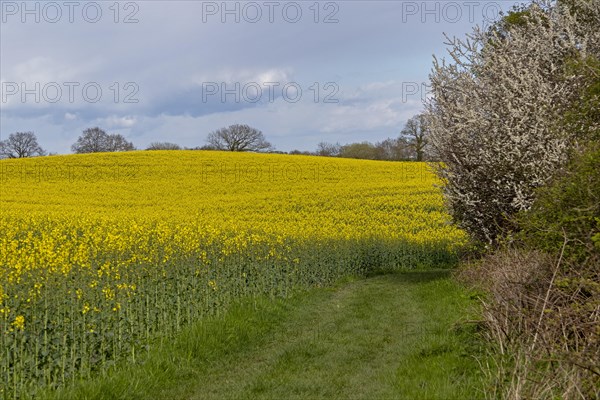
top-left (0, 115), bottom-right (430, 161)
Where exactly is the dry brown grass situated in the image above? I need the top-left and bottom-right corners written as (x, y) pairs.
top-left (457, 245), bottom-right (600, 399)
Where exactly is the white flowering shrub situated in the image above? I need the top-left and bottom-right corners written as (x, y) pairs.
top-left (426, 0), bottom-right (600, 243)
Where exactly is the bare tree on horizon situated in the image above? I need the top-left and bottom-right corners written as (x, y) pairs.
top-left (0, 132), bottom-right (46, 159)
top-left (206, 124), bottom-right (272, 152)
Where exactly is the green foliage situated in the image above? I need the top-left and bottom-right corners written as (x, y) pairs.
top-left (338, 142), bottom-right (378, 160)
top-left (486, 4), bottom-right (549, 44)
top-left (517, 145), bottom-right (600, 263)
top-left (563, 56), bottom-right (600, 143)
top-left (502, 10), bottom-right (530, 27)
top-left (491, 8), bottom-right (532, 39)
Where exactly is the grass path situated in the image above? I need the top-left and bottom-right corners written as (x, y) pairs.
top-left (44, 271), bottom-right (486, 400)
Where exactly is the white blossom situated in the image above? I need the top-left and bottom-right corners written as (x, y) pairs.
top-left (426, 0), bottom-right (600, 243)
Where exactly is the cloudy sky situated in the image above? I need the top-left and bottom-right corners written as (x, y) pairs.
top-left (0, 1), bottom-right (519, 153)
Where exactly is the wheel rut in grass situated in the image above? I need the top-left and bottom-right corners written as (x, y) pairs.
top-left (171, 271), bottom-right (484, 400)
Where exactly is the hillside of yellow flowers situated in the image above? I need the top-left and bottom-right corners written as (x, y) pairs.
top-left (0, 151), bottom-right (466, 398)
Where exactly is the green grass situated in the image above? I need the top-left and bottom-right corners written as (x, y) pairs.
top-left (39, 271), bottom-right (487, 400)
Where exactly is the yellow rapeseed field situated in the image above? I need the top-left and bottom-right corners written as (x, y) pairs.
top-left (0, 151), bottom-right (465, 398)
